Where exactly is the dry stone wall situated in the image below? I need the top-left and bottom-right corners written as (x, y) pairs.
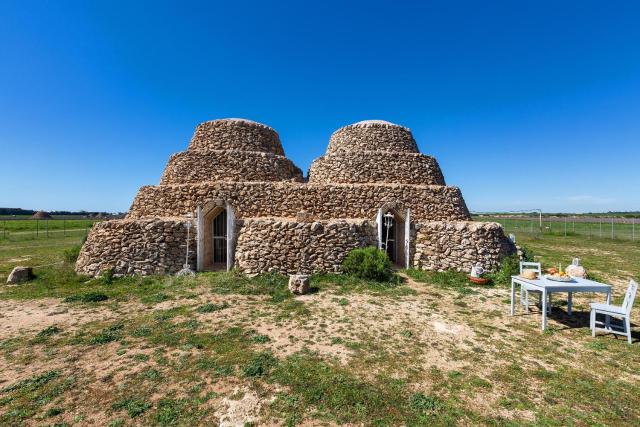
top-left (327, 121), bottom-right (419, 154)
top-left (308, 152), bottom-right (445, 185)
top-left (76, 218), bottom-right (196, 277)
top-left (235, 218), bottom-right (377, 274)
top-left (160, 150), bottom-right (303, 184)
top-left (413, 221), bottom-right (516, 272)
top-left (128, 182), bottom-right (471, 222)
top-left (188, 119), bottom-right (284, 155)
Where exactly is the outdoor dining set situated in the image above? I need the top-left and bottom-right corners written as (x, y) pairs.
top-left (510, 262), bottom-right (637, 344)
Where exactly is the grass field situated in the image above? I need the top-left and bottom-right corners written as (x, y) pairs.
top-left (0, 232), bottom-right (638, 425)
top-left (477, 216), bottom-right (639, 241)
top-left (0, 219), bottom-right (97, 242)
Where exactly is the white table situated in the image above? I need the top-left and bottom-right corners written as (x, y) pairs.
top-left (511, 275), bottom-right (612, 330)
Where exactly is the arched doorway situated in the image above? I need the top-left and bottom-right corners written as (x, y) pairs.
top-left (376, 205), bottom-right (411, 268)
top-left (196, 201), bottom-right (236, 271)
top-left (381, 212), bottom-right (397, 262)
top-left (210, 208), bottom-right (227, 267)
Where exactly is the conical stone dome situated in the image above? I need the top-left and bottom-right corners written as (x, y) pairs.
top-left (160, 118), bottom-right (303, 184)
top-left (308, 120), bottom-right (445, 185)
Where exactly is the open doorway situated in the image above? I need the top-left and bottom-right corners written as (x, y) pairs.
top-left (377, 206), bottom-right (410, 268)
top-left (197, 201), bottom-right (235, 271)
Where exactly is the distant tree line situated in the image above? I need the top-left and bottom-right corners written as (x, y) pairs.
top-left (0, 207), bottom-right (124, 216)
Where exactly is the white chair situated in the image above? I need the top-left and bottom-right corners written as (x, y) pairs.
top-left (590, 280), bottom-right (637, 344)
top-left (519, 262), bottom-right (551, 313)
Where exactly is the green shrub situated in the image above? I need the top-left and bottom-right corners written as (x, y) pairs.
top-left (489, 254), bottom-right (520, 287)
top-left (519, 244), bottom-right (535, 262)
top-left (342, 246), bottom-right (393, 282)
top-left (63, 245), bottom-right (81, 263)
top-left (101, 268), bottom-right (115, 285)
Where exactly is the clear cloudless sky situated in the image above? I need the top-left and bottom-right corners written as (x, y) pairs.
top-left (1, 0), bottom-right (639, 213)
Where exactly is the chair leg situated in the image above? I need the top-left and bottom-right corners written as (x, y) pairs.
top-left (625, 317), bottom-right (632, 344)
top-left (547, 294), bottom-right (552, 314)
top-left (605, 314), bottom-right (611, 331)
top-left (525, 291), bottom-right (529, 310)
top-left (591, 310), bottom-right (596, 337)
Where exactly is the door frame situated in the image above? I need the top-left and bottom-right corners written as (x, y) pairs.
top-left (196, 200), bottom-right (236, 271)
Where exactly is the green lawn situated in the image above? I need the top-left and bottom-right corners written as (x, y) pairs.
top-left (0, 231), bottom-right (638, 425)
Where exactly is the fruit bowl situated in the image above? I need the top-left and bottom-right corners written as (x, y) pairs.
top-left (544, 274), bottom-right (574, 282)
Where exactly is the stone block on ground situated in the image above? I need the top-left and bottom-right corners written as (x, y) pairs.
top-left (7, 266), bottom-right (33, 284)
top-left (288, 274), bottom-right (310, 295)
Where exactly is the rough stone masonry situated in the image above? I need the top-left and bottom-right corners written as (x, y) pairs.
top-left (76, 118), bottom-right (515, 277)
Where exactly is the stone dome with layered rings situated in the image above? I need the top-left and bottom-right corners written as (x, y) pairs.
top-left (307, 120), bottom-right (445, 185)
top-left (160, 118), bottom-right (303, 184)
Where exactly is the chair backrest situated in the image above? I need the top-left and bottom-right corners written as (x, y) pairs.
top-left (622, 280), bottom-right (638, 315)
top-left (520, 262), bottom-right (541, 274)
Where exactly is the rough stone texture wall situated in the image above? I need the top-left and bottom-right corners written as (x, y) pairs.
top-left (160, 150), bottom-right (303, 184)
top-left (413, 221), bottom-right (516, 272)
top-left (188, 119), bottom-right (284, 155)
top-left (76, 218), bottom-right (196, 277)
top-left (127, 182), bottom-right (471, 222)
top-left (235, 218), bottom-right (377, 274)
top-left (327, 121), bottom-right (419, 154)
top-left (308, 152), bottom-right (445, 185)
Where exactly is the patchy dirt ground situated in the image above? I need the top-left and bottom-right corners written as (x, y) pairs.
top-left (0, 270), bottom-right (638, 426)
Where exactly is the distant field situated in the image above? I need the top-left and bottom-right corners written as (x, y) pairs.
top-left (0, 219), bottom-right (99, 241)
top-left (476, 216), bottom-right (639, 241)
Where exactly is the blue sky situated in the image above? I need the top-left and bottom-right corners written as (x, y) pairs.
top-left (1, 0), bottom-right (639, 213)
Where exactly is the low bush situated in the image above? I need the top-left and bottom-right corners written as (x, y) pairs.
top-left (488, 254), bottom-right (520, 287)
top-left (342, 246), bottom-right (393, 282)
top-left (62, 245), bottom-right (81, 263)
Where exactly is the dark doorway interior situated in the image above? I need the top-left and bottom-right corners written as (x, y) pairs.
top-left (381, 214), bottom-right (396, 262)
top-left (211, 209), bottom-right (227, 266)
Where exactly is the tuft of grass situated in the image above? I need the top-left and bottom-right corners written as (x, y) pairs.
top-left (44, 407), bottom-right (64, 417)
top-left (89, 324), bottom-right (124, 345)
top-left (242, 352), bottom-right (277, 377)
top-left (31, 325), bottom-right (63, 344)
top-left (62, 245), bottom-right (81, 264)
top-left (196, 302), bottom-right (229, 313)
top-left (251, 334), bottom-right (270, 344)
top-left (64, 292), bottom-right (109, 303)
top-left (111, 396), bottom-right (151, 418)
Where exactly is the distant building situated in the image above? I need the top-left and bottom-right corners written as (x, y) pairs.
top-left (31, 211), bottom-right (52, 219)
top-left (77, 119), bottom-right (515, 276)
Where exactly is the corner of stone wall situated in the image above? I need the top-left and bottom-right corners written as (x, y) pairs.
top-left (412, 221), bottom-right (516, 272)
top-left (76, 217), bottom-right (196, 277)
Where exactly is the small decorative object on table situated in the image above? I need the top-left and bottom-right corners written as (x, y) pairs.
top-left (565, 258), bottom-right (587, 278)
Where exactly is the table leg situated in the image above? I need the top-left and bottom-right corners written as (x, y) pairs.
top-left (541, 288), bottom-right (547, 331)
top-left (606, 291), bottom-right (611, 305)
top-left (568, 292), bottom-right (573, 316)
top-left (510, 279), bottom-right (516, 315)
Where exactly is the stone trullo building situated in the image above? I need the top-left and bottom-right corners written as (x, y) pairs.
top-left (76, 119), bottom-right (515, 276)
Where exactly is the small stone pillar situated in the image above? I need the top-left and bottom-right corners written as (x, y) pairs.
top-left (288, 274), bottom-right (310, 295)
